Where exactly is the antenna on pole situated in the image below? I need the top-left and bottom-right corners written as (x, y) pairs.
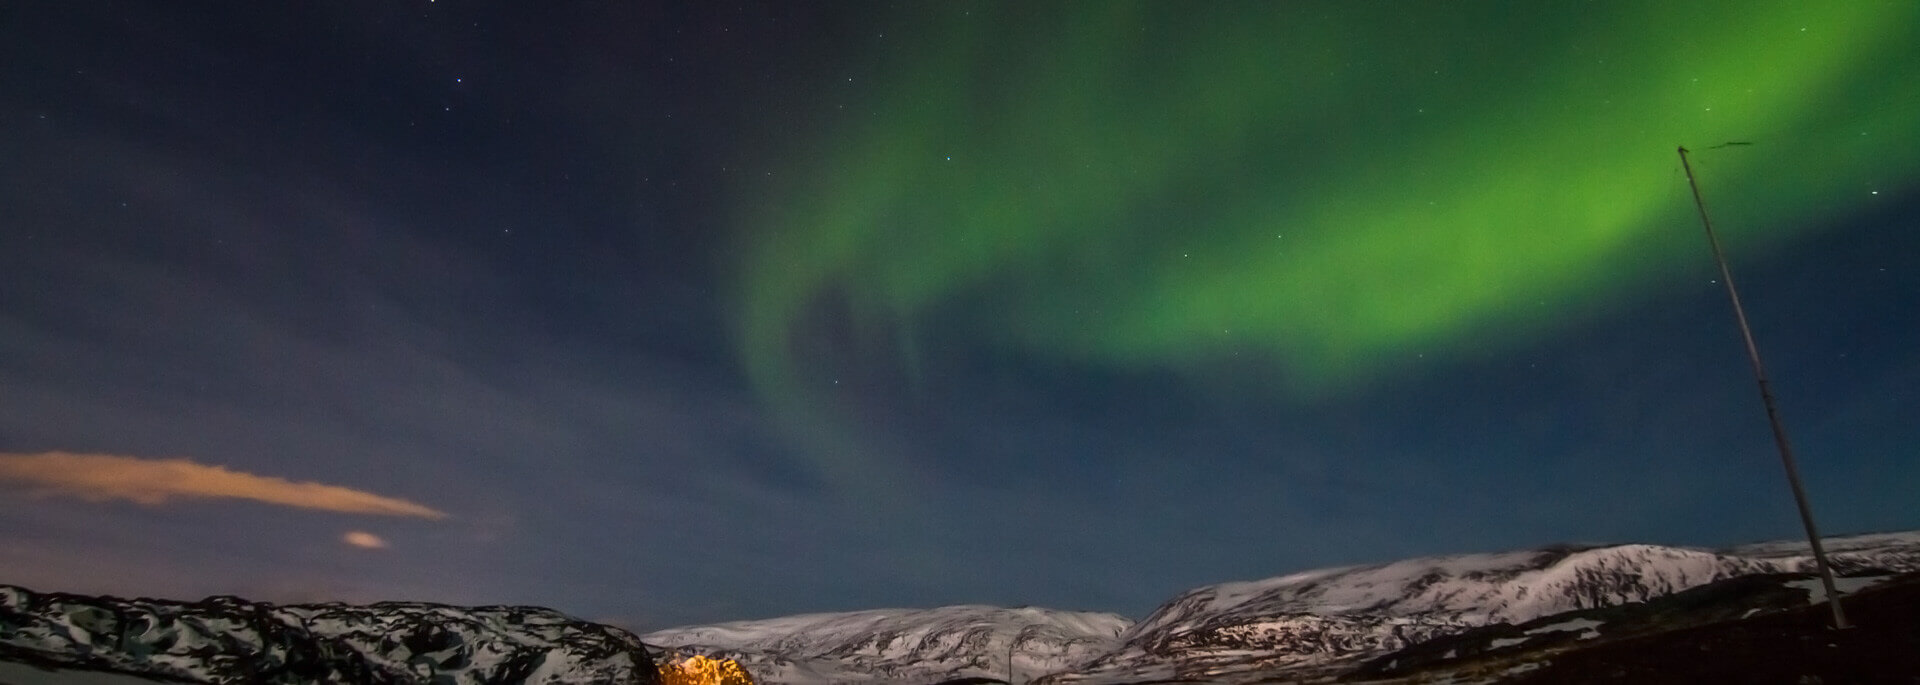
top-left (1676, 145), bottom-right (1849, 629)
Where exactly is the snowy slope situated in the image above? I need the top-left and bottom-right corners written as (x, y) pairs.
top-left (1724, 530), bottom-right (1920, 571)
top-left (643, 605), bottom-right (1130, 684)
top-left (0, 585), bottom-right (660, 684)
top-left (1039, 530), bottom-right (1920, 683)
top-left (6, 531), bottom-right (1918, 685)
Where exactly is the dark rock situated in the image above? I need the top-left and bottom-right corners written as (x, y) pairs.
top-left (0, 584), bottom-right (660, 684)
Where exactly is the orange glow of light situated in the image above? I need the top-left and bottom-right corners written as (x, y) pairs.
top-left (658, 653), bottom-right (756, 685)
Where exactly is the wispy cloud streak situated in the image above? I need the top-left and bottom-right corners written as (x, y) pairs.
top-left (0, 452), bottom-right (448, 519)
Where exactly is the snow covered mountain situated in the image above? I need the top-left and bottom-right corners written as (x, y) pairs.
top-left (1038, 530), bottom-right (1920, 683)
top-left (5, 531), bottom-right (1917, 684)
top-left (637, 531), bottom-right (1920, 684)
top-left (642, 606), bottom-right (1130, 685)
top-left (0, 585), bottom-right (660, 684)
top-left (1344, 570), bottom-right (1920, 683)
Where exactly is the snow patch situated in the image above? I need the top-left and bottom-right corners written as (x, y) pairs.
top-left (1785, 575), bottom-right (1886, 606)
top-left (1524, 617), bottom-right (1602, 636)
top-left (1502, 660), bottom-right (1544, 676)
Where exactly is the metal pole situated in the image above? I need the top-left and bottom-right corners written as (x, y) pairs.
top-left (1007, 631), bottom-right (1016, 684)
top-left (1676, 146), bottom-right (1849, 629)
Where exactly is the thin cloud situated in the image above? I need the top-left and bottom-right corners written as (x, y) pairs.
top-left (0, 451), bottom-right (448, 519)
top-left (342, 531), bottom-right (389, 548)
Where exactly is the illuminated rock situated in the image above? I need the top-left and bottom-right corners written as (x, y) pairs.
top-left (658, 652), bottom-right (757, 685)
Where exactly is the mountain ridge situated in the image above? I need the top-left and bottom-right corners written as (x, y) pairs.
top-left (641, 530), bottom-right (1920, 683)
top-left (5, 530), bottom-right (1918, 684)
top-left (641, 605), bottom-right (1129, 685)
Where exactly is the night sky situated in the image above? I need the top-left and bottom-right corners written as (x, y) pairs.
top-left (2, 2), bottom-right (1917, 631)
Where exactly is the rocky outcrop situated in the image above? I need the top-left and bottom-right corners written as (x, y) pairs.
top-left (0, 585), bottom-right (661, 684)
top-left (656, 653), bottom-right (757, 685)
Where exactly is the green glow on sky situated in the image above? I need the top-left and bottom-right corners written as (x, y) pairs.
top-left (732, 2), bottom-right (1919, 474)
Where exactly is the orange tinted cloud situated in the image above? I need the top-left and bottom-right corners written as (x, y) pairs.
top-left (0, 451), bottom-right (448, 519)
top-left (342, 531), bottom-right (389, 548)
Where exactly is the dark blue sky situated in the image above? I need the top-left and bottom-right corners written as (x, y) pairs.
top-left (1, 2), bottom-right (1915, 631)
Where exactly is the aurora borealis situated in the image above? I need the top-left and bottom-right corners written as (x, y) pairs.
top-left (740, 2), bottom-right (1920, 482)
top-left (3, 2), bottom-right (1917, 631)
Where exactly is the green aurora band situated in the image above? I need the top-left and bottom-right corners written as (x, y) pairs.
top-left (732, 2), bottom-right (1920, 480)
